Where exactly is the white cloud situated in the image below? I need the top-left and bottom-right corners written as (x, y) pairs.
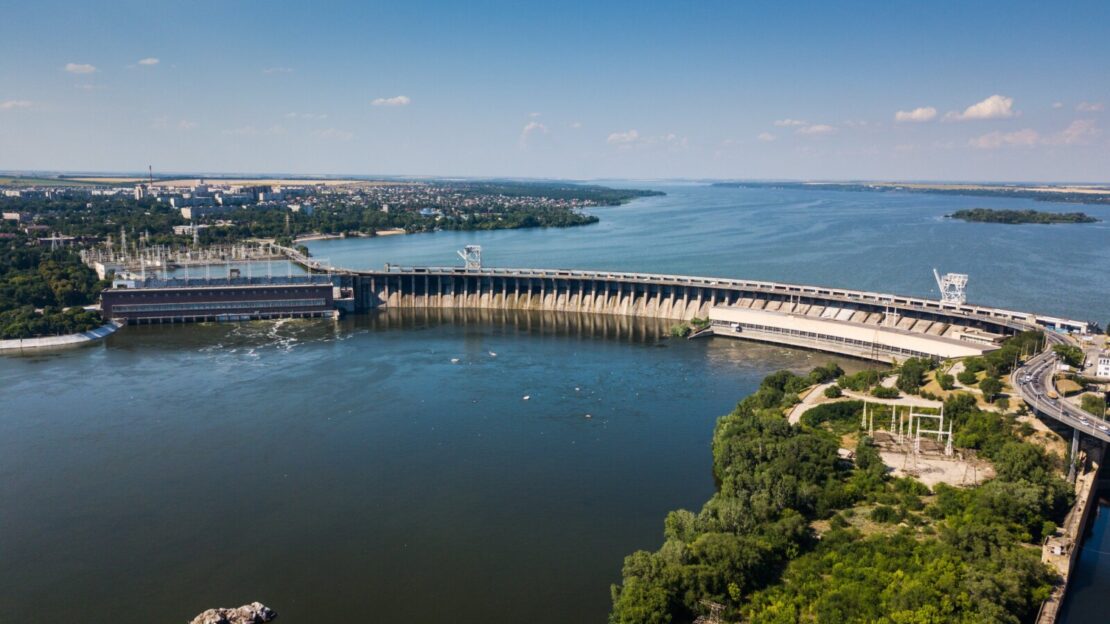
top-left (313, 128), bottom-right (354, 141)
top-left (225, 125), bottom-right (287, 137)
top-left (0, 100), bottom-right (32, 110)
top-left (285, 112), bottom-right (328, 120)
top-left (894, 106), bottom-right (937, 123)
top-left (605, 129), bottom-right (686, 149)
top-left (1052, 102), bottom-right (1064, 109)
top-left (371, 95), bottom-right (411, 107)
top-left (178, 119), bottom-right (198, 130)
top-left (757, 132), bottom-right (776, 142)
top-left (568, 121), bottom-right (582, 129)
top-left (519, 121), bottom-right (548, 147)
top-left (656, 133), bottom-right (688, 148)
top-left (607, 129), bottom-right (640, 145)
top-left (773, 118), bottom-right (807, 127)
top-left (944, 95), bottom-right (1016, 121)
top-left (262, 67), bottom-right (294, 74)
top-left (968, 128), bottom-right (1039, 149)
top-left (969, 120), bottom-right (1100, 149)
top-left (137, 57), bottom-right (159, 66)
top-left (796, 124), bottom-right (836, 136)
top-left (1076, 101), bottom-right (1105, 113)
top-left (528, 112), bottom-right (541, 118)
top-left (64, 62), bottom-right (97, 74)
top-left (1046, 119), bottom-right (1100, 146)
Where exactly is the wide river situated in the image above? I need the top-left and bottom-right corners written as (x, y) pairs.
top-left (2, 184), bottom-right (1108, 622)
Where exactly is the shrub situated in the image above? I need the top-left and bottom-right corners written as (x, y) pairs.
top-left (837, 369), bottom-right (883, 392)
top-left (1081, 394), bottom-right (1107, 417)
top-left (871, 386), bottom-right (899, 399)
top-left (936, 372), bottom-right (956, 391)
top-left (957, 369), bottom-right (979, 386)
top-left (869, 505), bottom-right (899, 524)
top-left (824, 385), bottom-right (843, 399)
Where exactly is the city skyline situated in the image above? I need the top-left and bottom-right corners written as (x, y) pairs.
top-left (1, 0), bottom-right (1109, 181)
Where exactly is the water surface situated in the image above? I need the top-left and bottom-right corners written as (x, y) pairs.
top-left (1060, 493), bottom-right (1110, 623)
top-left (0, 310), bottom-right (863, 622)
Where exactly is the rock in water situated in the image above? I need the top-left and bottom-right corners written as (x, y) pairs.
top-left (189, 602), bottom-right (276, 624)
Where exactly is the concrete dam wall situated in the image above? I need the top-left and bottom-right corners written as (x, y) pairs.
top-left (349, 271), bottom-right (722, 321)
top-left (337, 267), bottom-right (1076, 362)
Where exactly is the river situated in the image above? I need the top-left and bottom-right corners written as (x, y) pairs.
top-left (1, 183), bottom-right (1107, 622)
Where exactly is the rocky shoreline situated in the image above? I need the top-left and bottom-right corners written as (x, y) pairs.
top-left (189, 602), bottom-right (276, 624)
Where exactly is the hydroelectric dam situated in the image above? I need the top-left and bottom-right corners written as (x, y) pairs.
top-left (103, 244), bottom-right (1092, 365)
top-left (320, 261), bottom-right (1090, 364)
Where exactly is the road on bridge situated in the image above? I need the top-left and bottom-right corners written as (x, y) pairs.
top-left (1012, 332), bottom-right (1110, 444)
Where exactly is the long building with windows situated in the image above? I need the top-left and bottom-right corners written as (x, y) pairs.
top-left (100, 275), bottom-right (337, 324)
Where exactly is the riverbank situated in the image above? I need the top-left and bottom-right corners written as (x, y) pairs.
top-left (611, 363), bottom-right (1072, 622)
top-left (294, 228), bottom-right (406, 242)
top-left (1040, 445), bottom-right (1104, 623)
top-left (0, 320), bottom-right (121, 353)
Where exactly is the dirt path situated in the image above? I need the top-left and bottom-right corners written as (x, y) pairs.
top-left (788, 382), bottom-right (835, 424)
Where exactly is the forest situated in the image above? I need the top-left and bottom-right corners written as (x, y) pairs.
top-left (0, 232), bottom-right (105, 338)
top-left (610, 350), bottom-right (1069, 624)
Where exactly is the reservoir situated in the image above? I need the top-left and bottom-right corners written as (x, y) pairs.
top-left (2, 184), bottom-right (1108, 622)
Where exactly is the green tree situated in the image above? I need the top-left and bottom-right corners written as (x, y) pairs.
top-left (1081, 394), bottom-right (1107, 418)
top-left (979, 377), bottom-right (1003, 403)
top-left (935, 372), bottom-right (955, 391)
top-left (1053, 345), bottom-right (1084, 368)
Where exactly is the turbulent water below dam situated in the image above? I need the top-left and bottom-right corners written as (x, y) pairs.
top-left (2, 183), bottom-right (1109, 622)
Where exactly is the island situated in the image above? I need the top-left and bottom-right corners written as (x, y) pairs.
top-left (946, 208), bottom-right (1098, 224)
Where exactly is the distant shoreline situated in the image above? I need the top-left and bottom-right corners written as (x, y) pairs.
top-left (295, 228), bottom-right (407, 242)
top-left (713, 181), bottom-right (1110, 205)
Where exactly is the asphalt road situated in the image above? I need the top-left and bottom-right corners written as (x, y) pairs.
top-left (1012, 332), bottom-right (1110, 444)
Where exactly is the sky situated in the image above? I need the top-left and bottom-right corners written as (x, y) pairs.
top-left (1, 0), bottom-right (1108, 182)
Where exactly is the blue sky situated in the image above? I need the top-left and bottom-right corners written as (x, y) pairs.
top-left (1, 0), bottom-right (1108, 181)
